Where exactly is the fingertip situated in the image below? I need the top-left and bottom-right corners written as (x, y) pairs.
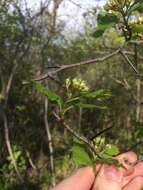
top-left (115, 151), bottom-right (137, 176)
top-left (116, 151), bottom-right (137, 163)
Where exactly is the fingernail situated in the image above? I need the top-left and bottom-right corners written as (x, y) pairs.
top-left (103, 165), bottom-right (121, 182)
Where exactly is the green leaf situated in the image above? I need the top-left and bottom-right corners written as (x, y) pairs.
top-left (66, 97), bottom-right (81, 105)
top-left (97, 12), bottom-right (119, 25)
top-left (81, 90), bottom-right (111, 100)
top-left (77, 103), bottom-right (107, 109)
top-left (93, 23), bottom-right (114, 38)
top-left (92, 12), bottom-right (119, 38)
top-left (96, 157), bottom-right (120, 166)
top-left (71, 145), bottom-right (92, 166)
top-left (35, 82), bottom-right (62, 105)
top-left (130, 2), bottom-right (143, 13)
top-left (102, 144), bottom-right (120, 158)
top-left (135, 127), bottom-right (143, 139)
top-left (132, 24), bottom-right (143, 34)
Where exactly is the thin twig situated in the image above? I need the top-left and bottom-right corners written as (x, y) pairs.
top-left (52, 111), bottom-right (100, 158)
top-left (90, 126), bottom-right (113, 141)
top-left (26, 150), bottom-right (38, 171)
top-left (23, 48), bottom-right (143, 85)
top-left (123, 51), bottom-right (143, 60)
top-left (68, 0), bottom-right (87, 10)
top-left (32, 48), bottom-right (121, 82)
top-left (120, 51), bottom-right (139, 74)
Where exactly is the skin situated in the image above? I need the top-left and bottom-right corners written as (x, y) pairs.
top-left (50, 151), bottom-right (143, 190)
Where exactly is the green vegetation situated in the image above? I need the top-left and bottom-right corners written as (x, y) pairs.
top-left (0, 0), bottom-right (143, 189)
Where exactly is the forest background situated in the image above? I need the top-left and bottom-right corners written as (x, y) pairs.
top-left (0, 0), bottom-right (143, 189)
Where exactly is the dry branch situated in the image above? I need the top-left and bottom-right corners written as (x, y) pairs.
top-left (3, 112), bottom-right (23, 182)
top-left (22, 47), bottom-right (143, 85)
top-left (44, 98), bottom-right (56, 187)
top-left (32, 48), bottom-right (121, 82)
top-left (120, 51), bottom-right (139, 73)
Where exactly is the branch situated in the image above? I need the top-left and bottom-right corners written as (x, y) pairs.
top-left (26, 150), bottom-right (38, 171)
top-left (123, 51), bottom-right (143, 60)
top-left (5, 63), bottom-right (18, 103)
top-left (30, 0), bottom-right (52, 21)
top-left (120, 51), bottom-right (139, 74)
top-left (32, 48), bottom-right (121, 82)
top-left (68, 0), bottom-right (87, 10)
top-left (90, 126), bottom-right (113, 141)
top-left (129, 40), bottom-right (143, 45)
top-left (52, 111), bottom-right (100, 157)
top-left (44, 98), bottom-right (56, 187)
top-left (3, 112), bottom-right (23, 182)
top-left (23, 48), bottom-right (143, 86)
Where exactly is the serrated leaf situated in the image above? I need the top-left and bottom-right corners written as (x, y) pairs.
top-left (35, 82), bottom-right (62, 105)
top-left (71, 145), bottom-right (92, 166)
top-left (77, 103), bottom-right (107, 109)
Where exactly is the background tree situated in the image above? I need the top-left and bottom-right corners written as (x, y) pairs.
top-left (1, 0), bottom-right (143, 189)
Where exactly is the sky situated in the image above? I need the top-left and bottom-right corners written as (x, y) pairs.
top-left (26, 0), bottom-right (106, 33)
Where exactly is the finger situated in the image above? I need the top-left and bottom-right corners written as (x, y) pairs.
top-left (123, 162), bottom-right (143, 186)
top-left (115, 151), bottom-right (137, 176)
top-left (132, 162), bottom-right (143, 177)
top-left (123, 176), bottom-right (143, 190)
top-left (50, 166), bottom-right (95, 190)
top-left (92, 164), bottom-right (123, 190)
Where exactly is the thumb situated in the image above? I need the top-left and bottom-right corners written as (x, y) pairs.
top-left (92, 164), bottom-right (123, 190)
top-left (50, 167), bottom-right (95, 190)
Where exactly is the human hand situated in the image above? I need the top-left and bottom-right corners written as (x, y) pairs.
top-left (93, 151), bottom-right (143, 190)
top-left (50, 151), bottom-right (143, 190)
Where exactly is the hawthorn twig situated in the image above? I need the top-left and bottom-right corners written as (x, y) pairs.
top-left (53, 111), bottom-right (90, 145)
top-left (120, 51), bottom-right (139, 74)
top-left (52, 111), bottom-right (100, 158)
top-left (32, 48), bottom-right (121, 82)
top-left (90, 126), bottom-right (113, 141)
top-left (23, 47), bottom-right (143, 85)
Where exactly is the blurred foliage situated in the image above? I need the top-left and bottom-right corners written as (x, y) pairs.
top-left (0, 0), bottom-right (143, 189)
